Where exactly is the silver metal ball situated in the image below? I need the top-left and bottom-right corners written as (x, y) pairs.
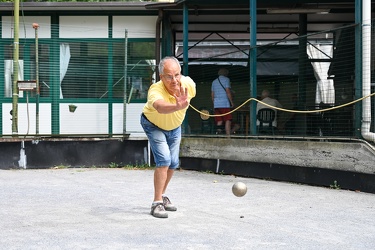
top-left (232, 181), bottom-right (247, 197)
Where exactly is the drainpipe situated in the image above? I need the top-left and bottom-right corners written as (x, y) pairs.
top-left (361, 0), bottom-right (375, 142)
top-left (155, 9), bottom-right (163, 81)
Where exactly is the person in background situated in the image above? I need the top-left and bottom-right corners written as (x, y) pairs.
top-left (279, 93), bottom-right (298, 134)
top-left (256, 89), bottom-right (282, 128)
top-left (211, 68), bottom-right (234, 135)
top-left (140, 56), bottom-right (196, 218)
top-left (231, 122), bottom-right (241, 134)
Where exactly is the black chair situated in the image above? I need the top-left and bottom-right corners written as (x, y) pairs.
top-left (257, 108), bottom-right (276, 135)
top-left (199, 107), bottom-right (214, 134)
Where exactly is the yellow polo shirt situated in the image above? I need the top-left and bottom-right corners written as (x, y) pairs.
top-left (142, 75), bottom-right (196, 131)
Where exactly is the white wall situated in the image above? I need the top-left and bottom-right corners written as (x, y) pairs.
top-left (3, 103), bottom-right (145, 136)
top-left (59, 103), bottom-right (108, 134)
top-left (2, 16), bottom-right (51, 38)
top-left (113, 103), bottom-right (144, 134)
top-left (113, 16), bottom-right (157, 38)
top-left (2, 103), bottom-right (52, 135)
top-left (2, 15), bottom-right (157, 39)
top-left (59, 16), bottom-right (108, 38)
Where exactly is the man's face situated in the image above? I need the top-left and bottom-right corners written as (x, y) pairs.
top-left (160, 59), bottom-right (182, 96)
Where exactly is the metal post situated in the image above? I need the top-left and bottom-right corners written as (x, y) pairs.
top-left (183, 2), bottom-right (189, 75)
top-left (355, 0), bottom-right (363, 138)
top-left (123, 30), bottom-right (128, 135)
top-left (33, 23), bottom-right (40, 135)
top-left (12, 0), bottom-right (20, 136)
top-left (181, 2), bottom-right (190, 134)
top-left (298, 14), bottom-right (308, 135)
top-left (249, 0), bottom-right (257, 135)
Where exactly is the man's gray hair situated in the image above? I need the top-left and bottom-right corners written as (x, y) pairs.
top-left (159, 56), bottom-right (181, 75)
top-left (218, 68), bottom-right (229, 76)
top-left (261, 89), bottom-right (270, 98)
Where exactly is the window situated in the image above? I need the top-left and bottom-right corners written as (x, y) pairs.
top-left (60, 41), bottom-right (155, 100)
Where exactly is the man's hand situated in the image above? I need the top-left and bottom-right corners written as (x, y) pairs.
top-left (173, 86), bottom-right (189, 110)
top-left (153, 85), bottom-right (189, 114)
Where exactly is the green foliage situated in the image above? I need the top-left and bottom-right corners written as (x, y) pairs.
top-left (109, 162), bottom-right (119, 168)
top-left (109, 162), bottom-right (153, 169)
top-left (122, 163), bottom-right (153, 170)
top-left (0, 0), bottom-right (158, 2)
top-left (330, 180), bottom-right (341, 190)
top-left (52, 164), bottom-right (71, 169)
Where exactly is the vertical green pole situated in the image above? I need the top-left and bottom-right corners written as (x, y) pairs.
top-left (182, 2), bottom-right (189, 134)
top-left (51, 15), bottom-right (60, 135)
top-left (183, 2), bottom-right (189, 76)
top-left (108, 16), bottom-right (113, 136)
top-left (0, 15), bottom-right (3, 136)
top-left (298, 14), bottom-right (307, 135)
top-left (12, 0), bottom-right (20, 136)
top-left (123, 30), bottom-right (128, 135)
top-left (33, 23), bottom-right (40, 135)
top-left (355, 0), bottom-right (362, 138)
top-left (249, 0), bottom-right (257, 135)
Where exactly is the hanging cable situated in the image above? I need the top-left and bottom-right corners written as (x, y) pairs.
top-left (190, 92), bottom-right (375, 117)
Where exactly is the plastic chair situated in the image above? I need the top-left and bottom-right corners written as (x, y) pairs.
top-left (257, 108), bottom-right (276, 135)
top-left (199, 107), bottom-right (214, 134)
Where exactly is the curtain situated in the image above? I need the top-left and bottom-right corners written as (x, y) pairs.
top-left (307, 44), bottom-right (335, 105)
top-left (4, 60), bottom-right (24, 98)
top-left (60, 43), bottom-right (71, 99)
top-left (145, 59), bottom-right (156, 83)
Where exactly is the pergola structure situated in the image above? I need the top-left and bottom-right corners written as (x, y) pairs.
top-left (146, 0), bottom-right (369, 136)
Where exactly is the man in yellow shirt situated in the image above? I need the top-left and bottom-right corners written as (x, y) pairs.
top-left (141, 56), bottom-right (196, 218)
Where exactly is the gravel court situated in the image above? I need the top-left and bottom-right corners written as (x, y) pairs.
top-left (0, 168), bottom-right (375, 250)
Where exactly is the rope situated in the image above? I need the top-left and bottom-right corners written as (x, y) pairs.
top-left (190, 92), bottom-right (375, 117)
